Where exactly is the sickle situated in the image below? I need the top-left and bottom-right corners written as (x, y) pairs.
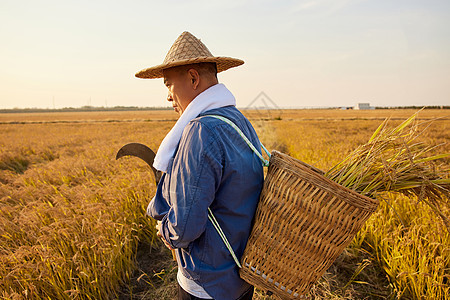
top-left (116, 143), bottom-right (177, 260)
top-left (116, 143), bottom-right (162, 186)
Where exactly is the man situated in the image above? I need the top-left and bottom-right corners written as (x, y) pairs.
top-left (136, 31), bottom-right (264, 300)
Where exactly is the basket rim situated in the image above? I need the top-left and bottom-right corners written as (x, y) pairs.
top-left (270, 150), bottom-right (379, 209)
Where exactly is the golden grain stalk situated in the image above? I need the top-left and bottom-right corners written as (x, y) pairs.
top-left (325, 111), bottom-right (450, 229)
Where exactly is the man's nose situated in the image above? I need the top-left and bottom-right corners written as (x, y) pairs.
top-left (167, 93), bottom-right (173, 102)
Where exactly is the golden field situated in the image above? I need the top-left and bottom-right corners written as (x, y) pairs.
top-left (0, 109), bottom-right (448, 299)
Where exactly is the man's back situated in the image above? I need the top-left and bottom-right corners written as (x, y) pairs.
top-left (148, 106), bottom-right (264, 299)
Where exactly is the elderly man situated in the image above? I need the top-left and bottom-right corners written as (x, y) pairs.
top-left (136, 31), bottom-right (264, 300)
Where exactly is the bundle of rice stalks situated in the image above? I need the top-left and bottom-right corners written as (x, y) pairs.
top-left (325, 111), bottom-right (450, 230)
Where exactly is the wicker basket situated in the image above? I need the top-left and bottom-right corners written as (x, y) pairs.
top-left (239, 151), bottom-right (379, 299)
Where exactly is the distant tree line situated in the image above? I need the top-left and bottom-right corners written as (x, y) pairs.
top-left (375, 105), bottom-right (449, 110)
top-left (1, 105), bottom-right (448, 114)
top-left (0, 106), bottom-right (172, 113)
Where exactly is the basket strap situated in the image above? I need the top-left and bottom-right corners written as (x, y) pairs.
top-left (205, 115), bottom-right (270, 167)
top-left (208, 208), bottom-right (242, 268)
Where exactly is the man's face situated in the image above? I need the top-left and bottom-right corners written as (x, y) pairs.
top-left (163, 67), bottom-right (194, 116)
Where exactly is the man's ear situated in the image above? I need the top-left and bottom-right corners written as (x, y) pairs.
top-left (188, 69), bottom-right (200, 90)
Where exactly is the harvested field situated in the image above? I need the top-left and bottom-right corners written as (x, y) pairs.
top-left (0, 109), bottom-right (448, 299)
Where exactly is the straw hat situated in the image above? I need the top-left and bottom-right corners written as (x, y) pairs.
top-left (135, 31), bottom-right (244, 79)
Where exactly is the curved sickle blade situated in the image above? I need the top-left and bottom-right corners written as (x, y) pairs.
top-left (116, 143), bottom-right (162, 186)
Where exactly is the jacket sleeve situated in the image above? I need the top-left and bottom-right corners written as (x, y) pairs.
top-left (160, 121), bottom-right (223, 249)
top-left (146, 174), bottom-right (170, 220)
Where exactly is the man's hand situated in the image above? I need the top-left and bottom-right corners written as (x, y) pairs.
top-left (156, 220), bottom-right (174, 250)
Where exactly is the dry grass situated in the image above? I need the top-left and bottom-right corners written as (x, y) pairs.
top-left (243, 108), bottom-right (447, 122)
top-left (1, 108), bottom-right (445, 124)
top-left (0, 120), bottom-right (172, 299)
top-left (255, 110), bottom-right (449, 299)
top-left (0, 110), bottom-right (178, 123)
top-left (0, 109), bottom-right (448, 299)
top-left (325, 113), bottom-right (450, 229)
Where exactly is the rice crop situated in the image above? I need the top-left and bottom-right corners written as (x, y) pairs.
top-left (0, 109), bottom-right (448, 299)
top-left (0, 121), bottom-right (170, 299)
top-left (325, 112), bottom-right (450, 230)
top-left (261, 110), bottom-right (449, 299)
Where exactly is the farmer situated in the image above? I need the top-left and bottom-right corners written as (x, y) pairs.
top-left (136, 31), bottom-right (264, 300)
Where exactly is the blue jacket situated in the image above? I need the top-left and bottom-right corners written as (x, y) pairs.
top-left (147, 106), bottom-right (264, 299)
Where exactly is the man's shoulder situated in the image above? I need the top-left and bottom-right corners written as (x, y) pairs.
top-left (183, 106), bottom-right (257, 147)
top-left (194, 106), bottom-right (247, 127)
top-left (179, 108), bottom-right (244, 155)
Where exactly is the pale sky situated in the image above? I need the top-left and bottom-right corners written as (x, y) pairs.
top-left (1, 0), bottom-right (449, 109)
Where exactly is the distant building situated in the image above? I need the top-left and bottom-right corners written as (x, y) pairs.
top-left (355, 103), bottom-right (374, 110)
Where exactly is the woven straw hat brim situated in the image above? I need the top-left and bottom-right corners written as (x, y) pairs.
top-left (135, 56), bottom-right (244, 79)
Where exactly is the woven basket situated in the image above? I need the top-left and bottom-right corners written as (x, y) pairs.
top-left (239, 151), bottom-right (379, 299)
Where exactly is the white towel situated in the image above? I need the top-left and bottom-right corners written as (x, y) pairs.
top-left (153, 83), bottom-right (236, 172)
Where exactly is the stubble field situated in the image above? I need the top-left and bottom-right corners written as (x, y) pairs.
top-left (0, 109), bottom-right (448, 299)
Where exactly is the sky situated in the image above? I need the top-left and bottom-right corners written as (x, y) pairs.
top-left (1, 0), bottom-right (449, 109)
